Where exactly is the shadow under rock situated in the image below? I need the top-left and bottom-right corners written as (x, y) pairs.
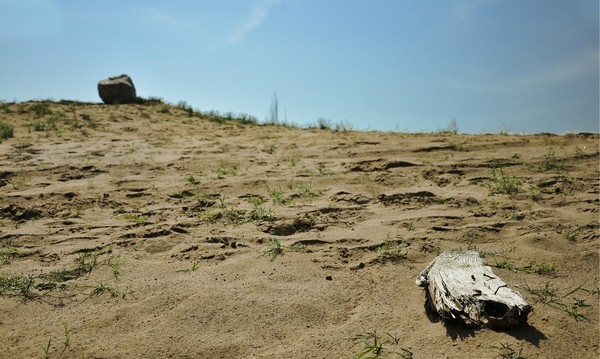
top-left (424, 299), bottom-right (546, 345)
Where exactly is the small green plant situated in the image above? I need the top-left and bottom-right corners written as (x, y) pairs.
top-left (0, 274), bottom-right (35, 298)
top-left (91, 282), bottom-right (120, 298)
top-left (295, 181), bottom-right (316, 199)
top-left (214, 161), bottom-right (238, 179)
top-left (0, 122), bottom-right (14, 140)
top-left (350, 331), bottom-right (412, 359)
top-left (249, 203), bottom-right (274, 222)
top-left (377, 233), bottom-right (407, 263)
top-left (265, 185), bottom-right (287, 205)
top-left (0, 242), bottom-right (19, 265)
top-left (41, 338), bottom-right (52, 359)
top-left (525, 282), bottom-right (590, 321)
top-left (520, 262), bottom-right (556, 276)
top-left (74, 253), bottom-right (98, 275)
top-left (30, 102), bottom-right (52, 117)
top-left (80, 113), bottom-right (97, 128)
top-left (33, 121), bottom-right (46, 131)
top-left (261, 238), bottom-right (285, 259)
top-left (61, 322), bottom-right (71, 354)
top-left (176, 261), bottom-right (200, 273)
top-left (185, 174), bottom-right (199, 185)
top-left (318, 162), bottom-right (333, 176)
top-left (107, 255), bottom-right (122, 280)
top-left (491, 342), bottom-right (525, 359)
top-left (494, 259), bottom-right (516, 271)
top-left (487, 167), bottom-right (522, 197)
top-left (122, 213), bottom-right (148, 224)
top-left (538, 148), bottom-right (565, 173)
top-left (402, 222), bottom-right (415, 231)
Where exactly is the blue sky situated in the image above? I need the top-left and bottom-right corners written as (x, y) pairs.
top-left (0, 0), bottom-right (598, 134)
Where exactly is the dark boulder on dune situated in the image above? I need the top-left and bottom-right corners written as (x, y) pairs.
top-left (97, 74), bottom-right (137, 104)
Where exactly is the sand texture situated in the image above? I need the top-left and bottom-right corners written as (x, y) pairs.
top-left (0, 101), bottom-right (598, 358)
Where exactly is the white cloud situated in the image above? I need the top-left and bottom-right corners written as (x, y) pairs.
top-left (227, 0), bottom-right (281, 44)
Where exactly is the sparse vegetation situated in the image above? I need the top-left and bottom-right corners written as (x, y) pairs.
top-left (0, 122), bottom-right (14, 140)
top-left (176, 261), bottom-right (200, 273)
top-left (486, 167), bottom-right (522, 197)
top-left (259, 238), bottom-right (305, 259)
top-left (491, 342), bottom-right (525, 359)
top-left (538, 148), bottom-right (566, 173)
top-left (0, 274), bottom-right (35, 299)
top-left (0, 242), bottom-right (19, 266)
top-left (265, 185), bottom-right (287, 205)
top-left (350, 331), bottom-right (412, 359)
top-left (377, 233), bottom-right (407, 263)
top-left (525, 282), bottom-right (591, 321)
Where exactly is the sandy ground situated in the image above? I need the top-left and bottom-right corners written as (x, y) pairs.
top-left (0, 101), bottom-right (598, 358)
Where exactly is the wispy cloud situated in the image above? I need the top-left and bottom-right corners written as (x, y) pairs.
top-left (227, 0), bottom-right (280, 44)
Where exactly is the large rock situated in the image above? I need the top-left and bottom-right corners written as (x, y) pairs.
top-left (97, 74), bottom-right (137, 104)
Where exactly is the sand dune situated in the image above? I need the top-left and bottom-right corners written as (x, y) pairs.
top-left (0, 101), bottom-right (598, 358)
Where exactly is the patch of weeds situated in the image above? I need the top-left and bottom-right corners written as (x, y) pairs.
top-left (74, 252), bottom-right (99, 275)
top-left (528, 185), bottom-right (543, 201)
top-left (185, 174), bottom-right (200, 185)
top-left (563, 222), bottom-right (594, 242)
top-left (491, 342), bottom-right (525, 359)
top-left (265, 185), bottom-right (287, 205)
top-left (377, 233), bottom-right (407, 263)
top-left (525, 282), bottom-right (590, 321)
top-left (263, 143), bottom-right (277, 154)
top-left (214, 161), bottom-right (238, 179)
top-left (217, 197), bottom-right (246, 225)
top-left (0, 122), bottom-right (14, 140)
top-left (286, 154), bottom-right (300, 167)
top-left (79, 113), bottom-right (97, 128)
top-left (318, 162), bottom-right (333, 176)
top-left (87, 180), bottom-right (96, 190)
top-left (176, 261), bottom-right (200, 273)
top-left (316, 118), bottom-right (332, 130)
top-left (574, 146), bottom-right (585, 159)
top-left (0, 274), bottom-right (35, 299)
top-left (30, 102), bottom-right (52, 117)
top-left (261, 238), bottom-right (284, 259)
top-left (461, 232), bottom-right (480, 252)
top-left (493, 259), bottom-right (516, 271)
top-left (486, 167), bottom-right (522, 198)
top-left (159, 105), bottom-right (171, 114)
top-left (259, 238), bottom-right (307, 258)
top-left (295, 180), bottom-right (316, 199)
top-left (402, 222), bottom-right (415, 231)
top-left (0, 242), bottom-right (19, 265)
top-left (33, 121), bottom-right (46, 131)
top-left (350, 331), bottom-right (413, 359)
top-left (91, 282), bottom-right (120, 298)
top-left (107, 255), bottom-right (122, 280)
top-left (520, 262), bottom-right (556, 276)
top-left (122, 213), bottom-right (148, 224)
top-left (249, 202), bottom-right (274, 222)
top-left (538, 148), bottom-right (566, 173)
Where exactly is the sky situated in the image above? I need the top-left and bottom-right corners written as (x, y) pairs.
top-left (0, 0), bottom-right (598, 134)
